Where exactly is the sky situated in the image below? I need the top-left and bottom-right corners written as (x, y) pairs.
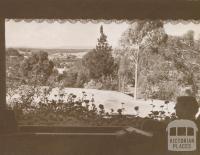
top-left (5, 20), bottom-right (200, 49)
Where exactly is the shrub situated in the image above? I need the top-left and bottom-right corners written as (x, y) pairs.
top-left (8, 86), bottom-right (176, 129)
top-left (84, 79), bottom-right (102, 89)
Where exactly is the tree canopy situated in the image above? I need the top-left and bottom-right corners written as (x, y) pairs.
top-left (82, 25), bottom-right (116, 80)
top-left (117, 21), bottom-right (200, 100)
top-left (21, 51), bottom-right (54, 86)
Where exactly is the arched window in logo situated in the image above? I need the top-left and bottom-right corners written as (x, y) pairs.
top-left (166, 120), bottom-right (198, 151)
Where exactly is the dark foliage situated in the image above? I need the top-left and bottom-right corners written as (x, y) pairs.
top-left (9, 88), bottom-right (175, 128)
top-left (20, 51), bottom-right (54, 86)
top-left (6, 48), bottom-right (23, 57)
top-left (82, 26), bottom-right (117, 79)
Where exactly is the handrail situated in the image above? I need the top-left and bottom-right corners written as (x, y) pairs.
top-left (1, 125), bottom-right (153, 138)
top-left (0, 125), bottom-right (154, 155)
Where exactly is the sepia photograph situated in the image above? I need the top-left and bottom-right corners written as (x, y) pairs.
top-left (2, 19), bottom-right (200, 154)
top-left (0, 1), bottom-right (200, 155)
top-left (6, 19), bottom-right (200, 121)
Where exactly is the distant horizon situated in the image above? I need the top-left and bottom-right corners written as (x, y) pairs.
top-left (6, 20), bottom-right (200, 49)
top-left (6, 45), bottom-right (94, 50)
top-left (6, 21), bottom-right (129, 49)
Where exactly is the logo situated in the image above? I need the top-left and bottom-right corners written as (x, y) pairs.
top-left (166, 119), bottom-right (198, 151)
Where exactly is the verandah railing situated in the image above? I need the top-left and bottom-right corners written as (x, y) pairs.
top-left (0, 126), bottom-right (154, 155)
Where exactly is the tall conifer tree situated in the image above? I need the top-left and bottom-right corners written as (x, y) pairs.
top-left (83, 25), bottom-right (116, 79)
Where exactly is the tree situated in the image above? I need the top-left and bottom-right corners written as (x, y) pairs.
top-left (182, 30), bottom-right (195, 47)
top-left (161, 31), bottom-right (200, 97)
top-left (82, 25), bottom-right (116, 80)
top-left (75, 60), bottom-right (90, 87)
top-left (6, 48), bottom-right (22, 57)
top-left (6, 49), bottom-right (24, 91)
top-left (61, 69), bottom-right (78, 87)
top-left (117, 54), bottom-right (133, 92)
top-left (20, 51), bottom-right (54, 86)
top-left (46, 68), bottom-right (60, 87)
top-left (119, 20), bottom-right (167, 100)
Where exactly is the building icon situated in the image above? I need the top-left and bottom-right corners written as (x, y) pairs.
top-left (166, 119), bottom-right (198, 151)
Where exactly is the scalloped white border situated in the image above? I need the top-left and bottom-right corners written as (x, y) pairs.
top-left (5, 19), bottom-right (200, 24)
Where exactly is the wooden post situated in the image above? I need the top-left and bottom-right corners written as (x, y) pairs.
top-left (0, 18), bottom-right (6, 109)
top-left (0, 18), bottom-right (17, 133)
